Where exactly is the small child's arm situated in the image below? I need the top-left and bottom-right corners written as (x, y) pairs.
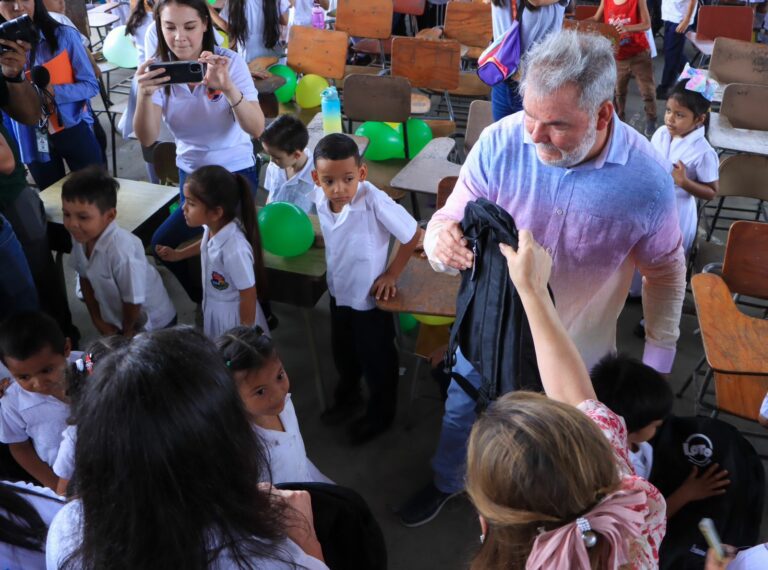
top-left (371, 228), bottom-right (423, 302)
top-left (81, 277), bottom-right (120, 336)
top-left (238, 286), bottom-right (257, 327)
top-left (590, 0), bottom-right (606, 22)
top-left (121, 302), bottom-right (143, 338)
top-left (677, 0), bottom-right (697, 33)
top-left (665, 463), bottom-right (730, 518)
top-left (9, 440), bottom-right (58, 490)
top-left (55, 477), bottom-right (69, 496)
top-left (155, 238), bottom-right (202, 263)
top-left (672, 161), bottom-right (718, 200)
top-left (623, 0), bottom-right (651, 33)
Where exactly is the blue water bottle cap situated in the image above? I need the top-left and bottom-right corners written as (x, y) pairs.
top-left (322, 86), bottom-right (338, 99)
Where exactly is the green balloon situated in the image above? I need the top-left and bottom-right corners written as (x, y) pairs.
top-left (354, 121), bottom-right (404, 161)
top-left (267, 64), bottom-right (298, 104)
top-left (397, 118), bottom-right (433, 158)
top-left (398, 313), bottom-right (419, 332)
top-left (258, 202), bottom-right (314, 257)
top-left (103, 25), bottom-right (139, 69)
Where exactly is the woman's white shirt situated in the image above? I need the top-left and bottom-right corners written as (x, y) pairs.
top-left (45, 500), bottom-right (329, 570)
top-left (149, 46), bottom-right (259, 173)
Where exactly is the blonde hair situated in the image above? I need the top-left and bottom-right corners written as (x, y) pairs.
top-left (466, 392), bottom-right (621, 570)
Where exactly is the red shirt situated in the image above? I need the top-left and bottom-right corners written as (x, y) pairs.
top-left (603, 0), bottom-right (650, 60)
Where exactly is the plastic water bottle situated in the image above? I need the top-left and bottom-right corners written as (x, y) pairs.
top-left (311, 3), bottom-right (325, 29)
top-left (321, 86), bottom-right (342, 134)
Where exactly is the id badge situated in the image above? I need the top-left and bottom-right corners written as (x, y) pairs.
top-left (35, 128), bottom-right (49, 154)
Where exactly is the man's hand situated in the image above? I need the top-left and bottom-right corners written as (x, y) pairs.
top-left (432, 221), bottom-right (473, 270)
top-left (499, 230), bottom-right (552, 298)
top-left (371, 271), bottom-right (397, 301)
top-left (678, 464), bottom-right (730, 502)
top-left (0, 39), bottom-right (30, 79)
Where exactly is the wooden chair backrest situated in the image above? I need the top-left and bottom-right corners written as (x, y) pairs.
top-left (443, 1), bottom-right (492, 49)
top-left (563, 19), bottom-right (620, 46)
top-left (696, 6), bottom-right (753, 42)
top-left (575, 5), bottom-right (599, 20)
top-left (465, 100), bottom-right (492, 152)
top-left (720, 83), bottom-right (768, 131)
top-left (152, 142), bottom-right (179, 186)
top-left (709, 38), bottom-right (768, 87)
top-left (721, 221), bottom-right (768, 300)
top-left (394, 0), bottom-right (426, 16)
top-left (717, 154), bottom-right (768, 202)
top-left (436, 176), bottom-right (457, 210)
top-left (286, 26), bottom-right (349, 80)
top-left (391, 37), bottom-right (461, 91)
top-left (343, 75), bottom-right (412, 123)
top-left (335, 0), bottom-right (394, 40)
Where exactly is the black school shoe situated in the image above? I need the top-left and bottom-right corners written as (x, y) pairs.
top-left (397, 483), bottom-right (462, 527)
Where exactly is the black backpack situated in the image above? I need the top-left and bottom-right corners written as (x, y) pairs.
top-left (446, 199), bottom-right (544, 413)
top-left (649, 416), bottom-right (765, 569)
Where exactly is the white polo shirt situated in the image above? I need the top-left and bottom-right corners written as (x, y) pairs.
top-left (69, 221), bottom-right (176, 331)
top-left (220, 0), bottom-right (290, 62)
top-left (0, 382), bottom-right (70, 467)
top-left (0, 481), bottom-right (65, 569)
top-left (661, 0), bottom-right (697, 25)
top-left (53, 424), bottom-right (77, 480)
top-left (264, 150), bottom-right (316, 214)
top-left (150, 46), bottom-right (259, 174)
top-left (315, 180), bottom-right (418, 311)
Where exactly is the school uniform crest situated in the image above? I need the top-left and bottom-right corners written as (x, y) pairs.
top-left (210, 271), bottom-right (229, 290)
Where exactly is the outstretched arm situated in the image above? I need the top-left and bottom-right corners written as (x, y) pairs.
top-left (499, 231), bottom-right (596, 406)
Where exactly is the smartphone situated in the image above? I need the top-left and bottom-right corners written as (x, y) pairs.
top-left (699, 518), bottom-right (725, 561)
top-left (148, 61), bottom-right (206, 84)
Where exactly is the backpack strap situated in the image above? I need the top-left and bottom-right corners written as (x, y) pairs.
top-left (449, 371), bottom-right (480, 402)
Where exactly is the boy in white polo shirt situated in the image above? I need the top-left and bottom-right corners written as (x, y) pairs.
top-left (0, 311), bottom-right (78, 490)
top-left (61, 167), bottom-right (176, 337)
top-left (657, 0), bottom-right (697, 98)
top-left (312, 134), bottom-right (420, 445)
top-left (261, 114), bottom-right (316, 214)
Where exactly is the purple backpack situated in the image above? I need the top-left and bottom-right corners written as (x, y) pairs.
top-left (477, 1), bottom-right (524, 86)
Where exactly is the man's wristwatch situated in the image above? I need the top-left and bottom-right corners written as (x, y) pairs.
top-left (2, 71), bottom-right (24, 83)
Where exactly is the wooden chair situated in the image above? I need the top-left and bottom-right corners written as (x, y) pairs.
top-left (464, 100), bottom-right (492, 155)
top-left (436, 175), bottom-right (458, 210)
top-left (686, 5), bottom-right (754, 64)
top-left (342, 74), bottom-right (411, 206)
top-left (352, 0), bottom-right (427, 59)
top-left (704, 152), bottom-right (768, 241)
top-left (391, 36), bottom-right (461, 127)
top-left (336, 0), bottom-right (394, 66)
top-left (443, 1), bottom-right (492, 61)
top-left (152, 142), bottom-right (180, 187)
top-left (719, 83), bottom-right (768, 131)
top-left (690, 222), bottom-right (768, 425)
top-left (286, 25), bottom-right (349, 81)
top-left (708, 38), bottom-right (768, 103)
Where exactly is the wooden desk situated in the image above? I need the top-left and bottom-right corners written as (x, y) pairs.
top-left (40, 176), bottom-right (179, 253)
top-left (390, 137), bottom-right (462, 196)
top-left (377, 251), bottom-right (460, 318)
top-left (261, 212), bottom-right (330, 410)
top-left (686, 31), bottom-right (714, 66)
top-left (708, 112), bottom-right (768, 155)
top-left (88, 12), bottom-right (120, 49)
top-left (88, 1), bottom-right (119, 13)
top-left (306, 112), bottom-right (369, 155)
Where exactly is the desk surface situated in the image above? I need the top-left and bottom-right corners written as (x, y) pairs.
top-left (307, 113), bottom-right (369, 155)
top-left (390, 138), bottom-right (462, 196)
top-left (87, 12), bottom-right (119, 27)
top-left (262, 214), bottom-right (326, 278)
top-left (708, 112), bottom-right (768, 155)
top-left (377, 251), bottom-right (460, 317)
top-left (41, 176), bottom-right (179, 233)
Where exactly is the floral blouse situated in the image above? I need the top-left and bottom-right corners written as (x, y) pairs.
top-left (578, 399), bottom-right (667, 569)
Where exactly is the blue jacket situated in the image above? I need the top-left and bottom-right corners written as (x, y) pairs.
top-left (7, 24), bottom-right (99, 164)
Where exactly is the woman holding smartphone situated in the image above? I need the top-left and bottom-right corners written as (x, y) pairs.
top-left (134, 0), bottom-right (265, 304)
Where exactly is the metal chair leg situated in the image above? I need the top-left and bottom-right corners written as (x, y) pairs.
top-left (677, 355), bottom-right (706, 398)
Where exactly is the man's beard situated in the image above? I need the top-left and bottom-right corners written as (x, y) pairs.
top-left (535, 122), bottom-right (598, 168)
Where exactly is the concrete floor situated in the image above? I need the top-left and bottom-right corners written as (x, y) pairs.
top-left (77, 38), bottom-right (768, 569)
